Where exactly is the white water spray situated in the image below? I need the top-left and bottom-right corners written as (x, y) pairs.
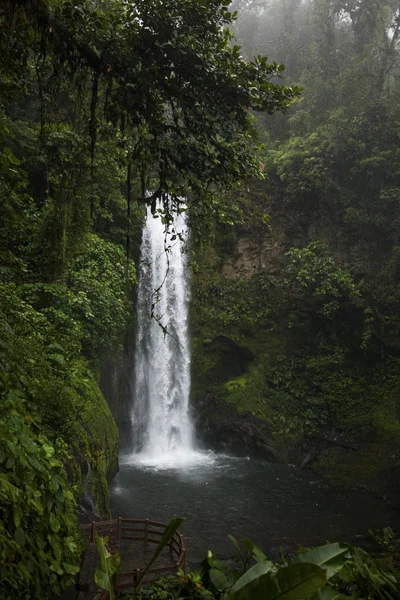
top-left (130, 209), bottom-right (209, 468)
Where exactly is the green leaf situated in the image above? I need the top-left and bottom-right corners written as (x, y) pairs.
top-left (50, 515), bottom-right (61, 532)
top-left (313, 588), bottom-right (352, 600)
top-left (229, 560), bottom-right (275, 599)
top-left (252, 545), bottom-right (267, 563)
top-left (27, 454), bottom-right (45, 471)
top-left (63, 563), bottom-right (80, 575)
top-left (95, 535), bottom-right (121, 600)
top-left (240, 538), bottom-right (267, 563)
top-left (135, 517), bottom-right (184, 589)
top-left (27, 557), bottom-right (35, 573)
top-left (228, 563), bottom-right (327, 600)
top-left (228, 534), bottom-right (242, 555)
top-left (48, 353), bottom-right (65, 365)
top-left (42, 443), bottom-right (55, 458)
top-left (210, 568), bottom-right (228, 591)
top-left (4, 147), bottom-right (21, 165)
top-left (13, 505), bottom-right (21, 527)
top-left (55, 489), bottom-right (65, 504)
top-left (242, 538), bottom-right (254, 553)
top-left (273, 563), bottom-right (327, 600)
top-left (47, 342), bottom-right (65, 352)
top-left (293, 543), bottom-right (350, 579)
top-left (64, 536), bottom-right (77, 552)
top-left (15, 527), bottom-right (25, 545)
top-left (212, 559), bottom-right (231, 574)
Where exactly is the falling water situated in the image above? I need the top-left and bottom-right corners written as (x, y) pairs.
top-left (130, 208), bottom-right (201, 468)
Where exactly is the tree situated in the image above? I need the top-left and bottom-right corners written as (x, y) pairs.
top-left (0, 0), bottom-right (300, 227)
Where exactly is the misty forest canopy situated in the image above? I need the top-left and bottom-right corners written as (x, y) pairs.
top-left (189, 0), bottom-right (400, 467)
top-left (0, 1), bottom-right (300, 598)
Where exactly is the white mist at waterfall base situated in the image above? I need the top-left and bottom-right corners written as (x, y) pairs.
top-left (127, 209), bottom-right (212, 470)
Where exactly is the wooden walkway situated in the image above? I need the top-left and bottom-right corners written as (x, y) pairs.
top-left (78, 518), bottom-right (186, 598)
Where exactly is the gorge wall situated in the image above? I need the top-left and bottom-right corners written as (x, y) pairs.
top-left (190, 208), bottom-right (400, 504)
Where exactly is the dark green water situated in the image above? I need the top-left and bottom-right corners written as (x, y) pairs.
top-left (109, 452), bottom-right (400, 567)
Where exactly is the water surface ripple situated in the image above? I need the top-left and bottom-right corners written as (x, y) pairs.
top-left (110, 453), bottom-right (400, 566)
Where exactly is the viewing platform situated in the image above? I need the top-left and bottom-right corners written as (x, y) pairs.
top-left (77, 518), bottom-right (186, 599)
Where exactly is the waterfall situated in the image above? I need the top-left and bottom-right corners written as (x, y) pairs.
top-left (130, 209), bottom-right (195, 466)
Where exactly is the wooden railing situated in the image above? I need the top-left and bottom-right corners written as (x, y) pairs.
top-left (80, 518), bottom-right (186, 591)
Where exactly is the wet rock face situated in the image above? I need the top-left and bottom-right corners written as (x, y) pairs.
top-left (219, 235), bottom-right (284, 279)
top-left (191, 232), bottom-right (284, 461)
top-left (78, 490), bottom-right (101, 523)
top-left (197, 396), bottom-right (279, 461)
top-left (100, 348), bottom-right (133, 428)
top-left (206, 335), bottom-right (255, 379)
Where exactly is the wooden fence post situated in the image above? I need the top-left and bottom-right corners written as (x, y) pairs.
top-left (118, 517), bottom-right (122, 543)
top-left (182, 545), bottom-right (187, 573)
top-left (144, 519), bottom-right (149, 545)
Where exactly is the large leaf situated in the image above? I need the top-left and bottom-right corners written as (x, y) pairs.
top-left (206, 550), bottom-right (231, 574)
top-left (135, 517), bottom-right (184, 589)
top-left (210, 568), bottom-right (228, 591)
top-left (294, 543), bottom-right (350, 579)
top-left (15, 526), bottom-right (25, 545)
top-left (242, 538), bottom-right (267, 563)
top-left (313, 588), bottom-right (352, 600)
top-left (228, 534), bottom-right (242, 556)
top-left (50, 515), bottom-right (61, 533)
top-left (228, 560), bottom-right (275, 599)
top-left (95, 535), bottom-right (121, 600)
top-left (228, 563), bottom-right (327, 600)
top-left (270, 563), bottom-right (327, 600)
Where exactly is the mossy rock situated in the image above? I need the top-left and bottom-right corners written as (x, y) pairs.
top-left (40, 366), bottom-right (119, 518)
top-left (70, 374), bottom-right (119, 518)
top-left (197, 394), bottom-right (279, 460)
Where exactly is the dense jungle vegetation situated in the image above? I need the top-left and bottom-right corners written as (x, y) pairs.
top-left (191, 0), bottom-right (400, 492)
top-left (0, 0), bottom-right (298, 597)
top-left (94, 521), bottom-right (400, 600)
top-left (3, 0), bottom-right (400, 598)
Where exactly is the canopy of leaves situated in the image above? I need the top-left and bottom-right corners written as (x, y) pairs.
top-left (0, 0), bottom-right (300, 223)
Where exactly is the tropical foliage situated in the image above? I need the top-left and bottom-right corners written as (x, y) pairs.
top-left (0, 323), bottom-right (81, 599)
top-left (0, 0), bottom-right (298, 596)
top-left (96, 523), bottom-right (400, 600)
top-left (190, 0), bottom-right (400, 486)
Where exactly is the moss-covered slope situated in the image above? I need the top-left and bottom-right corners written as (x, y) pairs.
top-left (190, 228), bottom-right (400, 501)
